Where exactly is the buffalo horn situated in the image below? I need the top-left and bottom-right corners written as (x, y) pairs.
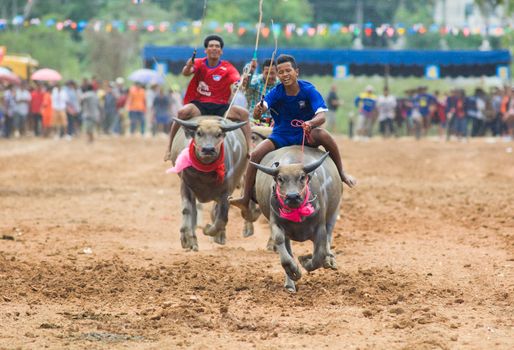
top-left (220, 120), bottom-right (248, 132)
top-left (250, 161), bottom-right (280, 177)
top-left (172, 117), bottom-right (199, 130)
top-left (303, 152), bottom-right (330, 174)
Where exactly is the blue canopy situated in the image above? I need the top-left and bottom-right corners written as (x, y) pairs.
top-left (144, 46), bottom-right (511, 66)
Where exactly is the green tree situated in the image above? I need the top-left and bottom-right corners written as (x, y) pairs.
top-left (0, 25), bottom-right (82, 77)
top-left (308, 0), bottom-right (401, 25)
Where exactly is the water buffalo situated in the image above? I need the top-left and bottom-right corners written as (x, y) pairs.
top-left (252, 146), bottom-right (342, 292)
top-left (168, 116), bottom-right (248, 251)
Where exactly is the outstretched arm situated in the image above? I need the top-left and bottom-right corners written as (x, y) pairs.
top-left (182, 58), bottom-right (195, 77)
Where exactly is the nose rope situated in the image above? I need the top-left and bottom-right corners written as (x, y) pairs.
top-left (275, 177), bottom-right (309, 202)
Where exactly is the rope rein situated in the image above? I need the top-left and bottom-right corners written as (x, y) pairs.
top-left (290, 119), bottom-right (311, 164)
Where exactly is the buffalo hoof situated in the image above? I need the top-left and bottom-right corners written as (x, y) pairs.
top-left (323, 255), bottom-right (338, 270)
top-left (180, 234), bottom-right (198, 252)
top-left (213, 230), bottom-right (226, 245)
top-left (242, 222), bottom-right (254, 238)
top-left (298, 254), bottom-right (315, 272)
top-left (284, 276), bottom-right (297, 293)
top-left (283, 261), bottom-right (302, 282)
top-left (180, 231), bottom-right (188, 249)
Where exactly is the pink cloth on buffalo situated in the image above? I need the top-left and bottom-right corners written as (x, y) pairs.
top-left (166, 144), bottom-right (192, 174)
top-left (275, 185), bottom-right (315, 222)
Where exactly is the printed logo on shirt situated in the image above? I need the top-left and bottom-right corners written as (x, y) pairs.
top-left (212, 75), bottom-right (222, 82)
top-left (298, 100), bottom-right (306, 109)
top-left (197, 81), bottom-right (212, 96)
top-left (220, 66), bottom-right (227, 71)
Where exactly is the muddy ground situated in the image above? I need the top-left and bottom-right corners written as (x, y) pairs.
top-left (0, 136), bottom-right (513, 349)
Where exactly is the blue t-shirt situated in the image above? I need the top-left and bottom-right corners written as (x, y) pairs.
top-left (264, 80), bottom-right (327, 145)
top-left (413, 93), bottom-right (436, 116)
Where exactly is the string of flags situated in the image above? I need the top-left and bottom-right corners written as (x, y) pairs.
top-left (0, 17), bottom-right (511, 38)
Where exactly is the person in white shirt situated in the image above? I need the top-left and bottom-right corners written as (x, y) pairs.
top-left (52, 83), bottom-right (68, 138)
top-left (377, 86), bottom-right (397, 138)
top-left (13, 82), bottom-right (31, 137)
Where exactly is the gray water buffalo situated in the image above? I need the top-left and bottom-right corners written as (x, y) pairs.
top-left (170, 116), bottom-right (248, 251)
top-left (252, 146), bottom-right (342, 292)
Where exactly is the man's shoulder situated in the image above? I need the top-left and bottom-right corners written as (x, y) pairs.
top-left (298, 80), bottom-right (316, 91)
top-left (220, 60), bottom-right (237, 70)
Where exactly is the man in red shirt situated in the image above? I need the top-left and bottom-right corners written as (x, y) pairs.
top-left (30, 83), bottom-right (44, 136)
top-left (164, 34), bottom-right (250, 161)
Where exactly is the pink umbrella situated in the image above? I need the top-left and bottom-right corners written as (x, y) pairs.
top-left (0, 67), bottom-right (20, 84)
top-left (31, 68), bottom-right (62, 82)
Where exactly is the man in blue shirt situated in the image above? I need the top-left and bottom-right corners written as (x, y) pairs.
top-left (231, 54), bottom-right (355, 220)
top-left (354, 85), bottom-right (377, 138)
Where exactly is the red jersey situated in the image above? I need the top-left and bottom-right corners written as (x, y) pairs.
top-left (184, 57), bottom-right (240, 105)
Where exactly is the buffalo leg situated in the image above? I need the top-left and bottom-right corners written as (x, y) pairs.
top-left (203, 196), bottom-right (228, 245)
top-left (283, 237), bottom-right (297, 292)
top-left (299, 227), bottom-right (330, 272)
top-left (180, 183), bottom-right (199, 251)
top-left (326, 211), bottom-right (338, 257)
top-left (271, 218), bottom-right (301, 292)
top-left (242, 200), bottom-right (258, 237)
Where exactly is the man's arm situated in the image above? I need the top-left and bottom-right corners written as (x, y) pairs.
top-left (305, 111), bottom-right (326, 131)
top-left (182, 58), bottom-right (195, 77)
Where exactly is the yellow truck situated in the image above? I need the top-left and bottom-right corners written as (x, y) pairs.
top-left (0, 50), bottom-right (38, 80)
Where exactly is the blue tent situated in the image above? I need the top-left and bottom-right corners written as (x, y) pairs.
top-left (143, 45), bottom-right (511, 77)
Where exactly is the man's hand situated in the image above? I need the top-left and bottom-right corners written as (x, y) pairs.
top-left (302, 121), bottom-right (312, 133)
top-left (253, 102), bottom-right (265, 120)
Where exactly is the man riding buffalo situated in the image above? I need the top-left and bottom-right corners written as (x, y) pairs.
top-left (164, 34), bottom-right (252, 162)
top-left (230, 54), bottom-right (356, 221)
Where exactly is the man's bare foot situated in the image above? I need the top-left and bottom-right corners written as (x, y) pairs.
top-left (341, 173), bottom-right (356, 188)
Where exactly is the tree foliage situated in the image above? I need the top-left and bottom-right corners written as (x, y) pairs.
top-left (0, 0), bottom-right (511, 79)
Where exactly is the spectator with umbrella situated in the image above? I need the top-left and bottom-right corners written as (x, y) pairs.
top-left (41, 84), bottom-right (53, 138)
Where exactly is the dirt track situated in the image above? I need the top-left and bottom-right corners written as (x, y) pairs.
top-left (0, 136), bottom-right (513, 349)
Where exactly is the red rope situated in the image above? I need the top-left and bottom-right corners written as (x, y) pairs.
top-left (291, 119), bottom-right (311, 163)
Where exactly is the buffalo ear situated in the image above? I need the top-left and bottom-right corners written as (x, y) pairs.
top-left (220, 120), bottom-right (247, 132)
top-left (250, 161), bottom-right (280, 177)
top-left (172, 117), bottom-right (199, 131)
top-left (271, 161), bottom-right (280, 168)
top-left (303, 152), bottom-right (330, 174)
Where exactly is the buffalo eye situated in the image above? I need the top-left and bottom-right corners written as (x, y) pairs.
top-left (216, 132), bottom-right (222, 138)
top-left (276, 175), bottom-right (284, 184)
top-left (299, 174), bottom-right (306, 182)
top-left (196, 130), bottom-right (204, 137)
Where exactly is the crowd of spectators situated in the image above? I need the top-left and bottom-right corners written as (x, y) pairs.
top-left (353, 84), bottom-right (514, 142)
top-left (2, 74), bottom-right (513, 144)
top-left (0, 77), bottom-right (183, 142)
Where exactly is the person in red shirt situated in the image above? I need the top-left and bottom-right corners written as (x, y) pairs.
top-left (30, 83), bottom-right (45, 136)
top-left (164, 34), bottom-right (251, 161)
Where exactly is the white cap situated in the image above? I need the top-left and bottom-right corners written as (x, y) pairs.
top-left (115, 77), bottom-right (125, 85)
top-left (365, 85), bottom-right (374, 91)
